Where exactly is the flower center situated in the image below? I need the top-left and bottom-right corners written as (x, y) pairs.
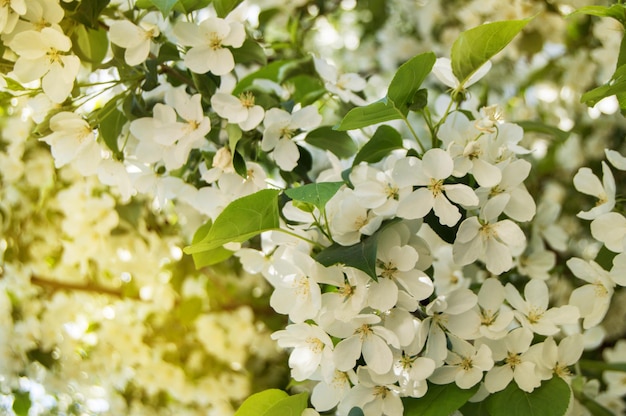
top-left (527, 308), bottom-right (543, 324)
top-left (306, 336), bottom-right (324, 353)
top-left (239, 91), bottom-right (256, 108)
top-left (209, 33), bottom-right (223, 50)
top-left (505, 352), bottom-right (522, 369)
top-left (428, 178), bottom-right (444, 196)
top-left (460, 356), bottom-right (473, 371)
top-left (355, 323), bottom-right (373, 340)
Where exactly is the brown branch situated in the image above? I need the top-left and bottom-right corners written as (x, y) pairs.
top-left (30, 275), bottom-right (140, 300)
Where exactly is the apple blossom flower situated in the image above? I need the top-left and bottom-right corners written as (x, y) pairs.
top-left (573, 161), bottom-right (615, 220)
top-left (505, 279), bottom-right (580, 336)
top-left (0, 0), bottom-right (26, 34)
top-left (325, 187), bottom-right (384, 246)
top-left (174, 17), bottom-right (245, 75)
top-left (311, 368), bottom-right (357, 412)
top-left (261, 105), bottom-right (322, 171)
top-left (9, 27), bottom-right (80, 103)
top-left (313, 56), bottom-right (368, 105)
top-left (211, 91), bottom-right (265, 131)
top-left (393, 149), bottom-right (479, 226)
top-left (109, 19), bottom-right (160, 66)
top-left (352, 162), bottom-right (412, 217)
top-left (40, 111), bottom-right (102, 176)
top-left (475, 278), bottom-right (515, 340)
top-left (590, 212), bottom-right (626, 253)
top-left (393, 354), bottom-right (436, 398)
top-left (480, 327), bottom-right (542, 393)
top-left (429, 335), bottom-right (494, 389)
top-left (333, 314), bottom-right (400, 375)
top-left (271, 323), bottom-right (334, 381)
top-left (531, 334), bottom-right (584, 381)
top-left (338, 366), bottom-right (404, 416)
top-left (567, 257), bottom-right (617, 329)
top-left (453, 215), bottom-right (526, 275)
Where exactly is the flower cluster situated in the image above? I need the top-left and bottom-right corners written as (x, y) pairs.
top-left (2, 1), bottom-right (626, 416)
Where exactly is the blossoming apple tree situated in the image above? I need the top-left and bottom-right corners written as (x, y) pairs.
top-left (2, 0), bottom-right (626, 415)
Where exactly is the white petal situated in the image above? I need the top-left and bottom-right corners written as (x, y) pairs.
top-left (422, 148), bottom-right (453, 180)
top-left (363, 335), bottom-right (393, 374)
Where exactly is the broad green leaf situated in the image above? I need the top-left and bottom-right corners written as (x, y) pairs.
top-left (569, 5), bottom-right (626, 24)
top-left (387, 52), bottom-right (436, 109)
top-left (189, 220), bottom-right (234, 268)
top-left (288, 75), bottom-right (325, 106)
top-left (98, 108), bottom-right (125, 154)
top-left (285, 182), bottom-right (344, 211)
top-left (485, 377), bottom-right (571, 416)
top-left (458, 400), bottom-right (489, 416)
top-left (451, 19), bottom-right (531, 88)
top-left (263, 392), bottom-right (309, 416)
top-left (403, 383), bottom-right (479, 416)
top-left (336, 99), bottom-right (403, 131)
top-left (316, 236), bottom-right (379, 280)
top-left (305, 126), bottom-right (358, 158)
top-left (3, 76), bottom-right (24, 91)
top-left (150, 0), bottom-right (178, 16)
top-left (581, 64), bottom-right (626, 107)
top-left (231, 39), bottom-right (267, 66)
top-left (184, 189), bottom-right (280, 255)
top-left (408, 89), bottom-right (429, 111)
top-left (235, 389), bottom-right (288, 416)
top-left (227, 123), bottom-right (243, 153)
top-left (72, 26), bottom-right (108, 64)
top-left (352, 125), bottom-right (403, 166)
top-left (214, 0), bottom-right (244, 18)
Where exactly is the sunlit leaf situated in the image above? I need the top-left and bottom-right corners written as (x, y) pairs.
top-left (451, 19), bottom-right (531, 87)
top-left (189, 220), bottom-right (234, 268)
top-left (72, 26), bottom-right (108, 64)
top-left (581, 64), bottom-right (626, 107)
top-left (387, 52), bottom-right (436, 109)
top-left (569, 4), bottom-right (626, 24)
top-left (184, 189), bottom-right (280, 256)
top-left (231, 39), bottom-right (267, 66)
top-left (214, 0), bottom-right (244, 18)
top-left (336, 99), bottom-right (403, 131)
top-left (285, 182), bottom-right (344, 211)
top-left (12, 390), bottom-right (31, 416)
top-left (235, 390), bottom-right (308, 416)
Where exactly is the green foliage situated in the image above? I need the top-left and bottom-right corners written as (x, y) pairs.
top-left (304, 127), bottom-right (357, 158)
top-left (285, 182), bottom-right (344, 211)
top-left (336, 52), bottom-right (436, 130)
top-left (189, 221), bottom-right (234, 268)
top-left (451, 18), bottom-right (531, 88)
top-left (184, 189), bottom-right (280, 259)
top-left (485, 377), bottom-right (571, 416)
top-left (214, 0), bottom-right (244, 18)
top-left (69, 0), bottom-right (110, 29)
top-left (234, 389), bottom-right (308, 416)
top-left (514, 120), bottom-right (570, 141)
top-left (352, 125), bottom-right (403, 166)
top-left (12, 390), bottom-right (31, 416)
top-left (96, 98), bottom-right (126, 155)
top-left (403, 383), bottom-right (479, 416)
top-left (71, 26), bottom-right (109, 65)
top-left (150, 0), bottom-right (179, 16)
top-left (348, 407), bottom-right (365, 416)
top-left (232, 39), bottom-right (268, 66)
top-left (569, 4), bottom-right (626, 24)
top-left (581, 64), bottom-right (626, 108)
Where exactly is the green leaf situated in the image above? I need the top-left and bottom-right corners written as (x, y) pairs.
top-left (12, 390), bottom-right (31, 416)
top-left (150, 0), bottom-right (178, 16)
top-left (235, 390), bottom-right (308, 416)
top-left (485, 377), bottom-right (571, 416)
top-left (305, 126), bottom-right (358, 158)
top-left (403, 383), bottom-right (479, 416)
top-left (189, 220), bottom-right (234, 268)
top-left (579, 359), bottom-right (626, 373)
top-left (408, 89), bottom-right (429, 111)
top-left (71, 0), bottom-right (110, 29)
top-left (569, 5), bottom-right (626, 24)
top-left (348, 408), bottom-right (365, 416)
top-left (184, 189), bottom-right (280, 256)
top-left (451, 18), bottom-right (531, 88)
top-left (336, 98), bottom-right (403, 131)
top-left (177, 297), bottom-right (203, 324)
top-left (232, 60), bottom-right (286, 95)
top-left (175, 0), bottom-right (212, 13)
top-left (581, 64), bottom-right (626, 107)
top-left (3, 76), bottom-right (24, 91)
top-left (98, 107), bottom-right (126, 154)
top-left (214, 0), bottom-right (244, 18)
top-left (352, 125), bottom-right (403, 166)
top-left (387, 52), bottom-right (436, 109)
top-left (285, 182), bottom-right (344, 211)
top-left (235, 389), bottom-right (288, 416)
top-left (231, 39), bottom-right (267, 66)
top-left (264, 392), bottom-right (309, 416)
top-left (72, 25), bottom-right (108, 64)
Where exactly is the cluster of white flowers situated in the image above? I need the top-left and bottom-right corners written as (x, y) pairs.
top-left (2, 0), bottom-right (626, 415)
